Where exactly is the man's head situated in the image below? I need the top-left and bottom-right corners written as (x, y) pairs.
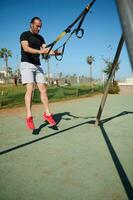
top-left (30, 17), bottom-right (42, 34)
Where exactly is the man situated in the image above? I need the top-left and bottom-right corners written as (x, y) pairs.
top-left (20, 16), bottom-right (59, 130)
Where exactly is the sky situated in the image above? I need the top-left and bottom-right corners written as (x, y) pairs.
top-left (0, 0), bottom-right (132, 80)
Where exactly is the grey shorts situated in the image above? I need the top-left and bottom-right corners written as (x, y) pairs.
top-left (20, 62), bottom-right (45, 84)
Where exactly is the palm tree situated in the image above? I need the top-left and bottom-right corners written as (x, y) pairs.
top-left (0, 48), bottom-right (12, 77)
top-left (86, 56), bottom-right (95, 85)
top-left (7, 67), bottom-right (13, 78)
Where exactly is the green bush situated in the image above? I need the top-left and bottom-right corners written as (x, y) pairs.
top-left (108, 80), bottom-right (120, 94)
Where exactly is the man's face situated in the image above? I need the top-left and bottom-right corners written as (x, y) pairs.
top-left (31, 19), bottom-right (42, 34)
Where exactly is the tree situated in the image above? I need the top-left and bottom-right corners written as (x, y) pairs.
top-left (103, 58), bottom-right (119, 81)
top-left (7, 67), bottom-right (13, 77)
top-left (0, 72), bottom-right (4, 79)
top-left (86, 56), bottom-right (95, 65)
top-left (86, 56), bottom-right (95, 85)
top-left (14, 68), bottom-right (20, 75)
top-left (103, 58), bottom-right (120, 94)
top-left (0, 48), bottom-right (12, 77)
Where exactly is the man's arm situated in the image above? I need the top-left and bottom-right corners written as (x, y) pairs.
top-left (21, 41), bottom-right (50, 54)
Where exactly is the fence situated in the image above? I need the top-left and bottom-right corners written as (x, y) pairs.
top-left (0, 84), bottom-right (103, 109)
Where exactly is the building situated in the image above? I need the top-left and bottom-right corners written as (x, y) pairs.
top-left (118, 75), bottom-right (133, 95)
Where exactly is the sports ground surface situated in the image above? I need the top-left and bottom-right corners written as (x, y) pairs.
top-left (0, 94), bottom-right (133, 200)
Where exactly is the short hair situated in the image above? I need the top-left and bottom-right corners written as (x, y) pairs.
top-left (30, 17), bottom-right (42, 24)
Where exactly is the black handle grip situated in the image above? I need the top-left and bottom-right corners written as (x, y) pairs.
top-left (76, 28), bottom-right (84, 38)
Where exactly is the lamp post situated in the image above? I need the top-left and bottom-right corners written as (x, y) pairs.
top-left (86, 56), bottom-right (95, 86)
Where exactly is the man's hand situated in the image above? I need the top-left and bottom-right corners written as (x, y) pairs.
top-left (54, 50), bottom-right (62, 55)
top-left (40, 46), bottom-right (62, 56)
top-left (40, 47), bottom-right (49, 54)
top-left (40, 47), bottom-right (55, 55)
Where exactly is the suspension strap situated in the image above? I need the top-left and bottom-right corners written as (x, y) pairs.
top-left (43, 0), bottom-right (96, 60)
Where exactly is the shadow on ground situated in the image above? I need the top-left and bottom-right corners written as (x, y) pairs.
top-left (0, 110), bottom-right (132, 155)
top-left (99, 122), bottom-right (133, 200)
top-left (32, 111), bottom-right (95, 135)
top-left (0, 110), bottom-right (133, 199)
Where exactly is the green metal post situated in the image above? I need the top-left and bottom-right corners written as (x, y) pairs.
top-left (116, 0), bottom-right (133, 72)
top-left (95, 34), bottom-right (124, 125)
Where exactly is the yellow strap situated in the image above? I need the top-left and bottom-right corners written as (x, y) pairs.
top-left (86, 5), bottom-right (91, 10)
top-left (54, 31), bottom-right (67, 43)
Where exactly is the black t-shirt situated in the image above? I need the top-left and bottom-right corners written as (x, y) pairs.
top-left (20, 31), bottom-right (45, 65)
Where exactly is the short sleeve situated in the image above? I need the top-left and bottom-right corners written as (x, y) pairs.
top-left (39, 35), bottom-right (45, 45)
top-left (20, 32), bottom-right (29, 42)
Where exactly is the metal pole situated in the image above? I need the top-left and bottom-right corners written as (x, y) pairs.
top-left (90, 65), bottom-right (92, 86)
top-left (116, 0), bottom-right (133, 72)
top-left (95, 34), bottom-right (124, 126)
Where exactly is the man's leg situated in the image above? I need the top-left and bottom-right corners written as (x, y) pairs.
top-left (37, 83), bottom-right (56, 125)
top-left (37, 83), bottom-right (50, 114)
top-left (25, 83), bottom-right (35, 129)
top-left (25, 83), bottom-right (34, 118)
top-left (20, 62), bottom-right (36, 129)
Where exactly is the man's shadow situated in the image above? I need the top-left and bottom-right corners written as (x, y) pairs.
top-left (32, 112), bottom-right (83, 135)
top-left (32, 111), bottom-right (96, 135)
top-left (98, 111), bottom-right (133, 200)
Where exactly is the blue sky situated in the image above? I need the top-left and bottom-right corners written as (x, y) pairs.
top-left (0, 0), bottom-right (132, 80)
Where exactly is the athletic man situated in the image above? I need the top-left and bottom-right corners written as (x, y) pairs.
top-left (20, 17), bottom-right (59, 130)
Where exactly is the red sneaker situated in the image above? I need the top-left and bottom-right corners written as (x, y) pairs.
top-left (26, 116), bottom-right (35, 130)
top-left (43, 112), bottom-right (56, 126)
